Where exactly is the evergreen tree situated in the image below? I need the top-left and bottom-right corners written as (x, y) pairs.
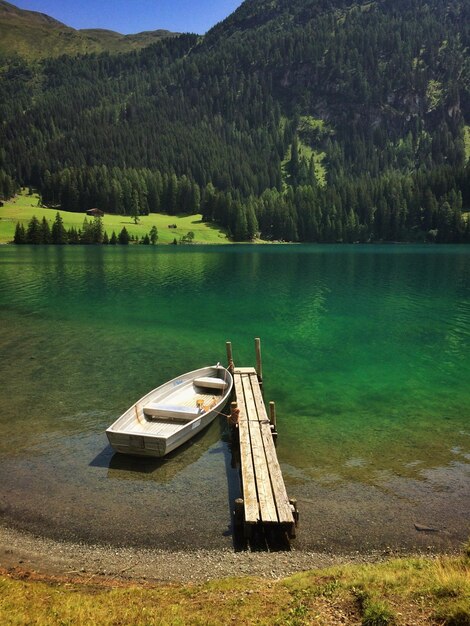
top-left (51, 212), bottom-right (67, 244)
top-left (67, 227), bottom-right (80, 244)
top-left (149, 225), bottom-right (158, 244)
top-left (130, 189), bottom-right (140, 224)
top-left (40, 217), bottom-right (51, 243)
top-left (91, 216), bottom-right (104, 243)
top-left (118, 226), bottom-right (130, 244)
top-left (13, 222), bottom-right (26, 244)
top-left (26, 216), bottom-right (42, 244)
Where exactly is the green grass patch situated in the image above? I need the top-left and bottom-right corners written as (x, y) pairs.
top-left (1, 552), bottom-right (470, 625)
top-left (464, 126), bottom-right (470, 162)
top-left (291, 116), bottom-right (329, 187)
top-left (281, 142), bottom-right (327, 189)
top-left (426, 79), bottom-right (444, 111)
top-left (0, 190), bottom-right (229, 244)
top-left (280, 115), bottom-right (329, 189)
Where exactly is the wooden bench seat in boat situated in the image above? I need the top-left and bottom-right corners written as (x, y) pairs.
top-left (193, 376), bottom-right (228, 390)
top-left (143, 404), bottom-right (202, 421)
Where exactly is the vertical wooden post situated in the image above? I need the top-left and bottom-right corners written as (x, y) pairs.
top-left (289, 498), bottom-right (299, 525)
top-left (234, 498), bottom-right (244, 526)
top-left (269, 401), bottom-right (277, 430)
top-left (255, 337), bottom-right (262, 383)
top-left (228, 401), bottom-right (239, 428)
top-left (226, 341), bottom-right (233, 367)
top-left (269, 401), bottom-right (277, 441)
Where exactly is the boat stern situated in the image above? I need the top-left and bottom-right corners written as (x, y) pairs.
top-left (106, 430), bottom-right (167, 457)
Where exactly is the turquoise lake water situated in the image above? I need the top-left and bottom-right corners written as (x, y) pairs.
top-left (0, 244), bottom-right (469, 551)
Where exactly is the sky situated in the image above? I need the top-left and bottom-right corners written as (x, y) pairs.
top-left (11, 0), bottom-right (244, 35)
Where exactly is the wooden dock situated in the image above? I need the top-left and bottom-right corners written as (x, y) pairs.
top-left (228, 341), bottom-right (298, 540)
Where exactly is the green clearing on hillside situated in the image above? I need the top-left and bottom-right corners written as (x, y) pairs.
top-left (464, 125), bottom-right (470, 162)
top-left (1, 552), bottom-right (469, 625)
top-left (0, 191), bottom-right (229, 244)
top-left (298, 117), bottom-right (329, 187)
top-left (282, 116), bottom-right (328, 189)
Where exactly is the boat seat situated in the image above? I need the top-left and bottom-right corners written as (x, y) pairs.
top-left (143, 403), bottom-right (202, 421)
top-left (193, 376), bottom-right (228, 390)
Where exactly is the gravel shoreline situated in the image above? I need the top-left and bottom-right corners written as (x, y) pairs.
top-left (0, 524), bottom-right (445, 585)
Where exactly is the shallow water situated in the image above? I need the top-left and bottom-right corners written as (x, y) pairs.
top-left (0, 244), bottom-right (469, 551)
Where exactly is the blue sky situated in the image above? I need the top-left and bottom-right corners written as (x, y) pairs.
top-left (11, 0), bottom-right (244, 34)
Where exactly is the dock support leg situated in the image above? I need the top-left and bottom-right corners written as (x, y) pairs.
top-left (228, 401), bottom-right (239, 429)
top-left (226, 341), bottom-right (233, 367)
top-left (287, 523), bottom-right (296, 540)
top-left (243, 523), bottom-right (253, 540)
top-left (289, 498), bottom-right (299, 525)
top-left (269, 401), bottom-right (278, 442)
top-left (234, 498), bottom-right (244, 528)
top-left (255, 337), bottom-right (263, 385)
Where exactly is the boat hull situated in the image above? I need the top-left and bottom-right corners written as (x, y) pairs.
top-left (106, 365), bottom-right (233, 457)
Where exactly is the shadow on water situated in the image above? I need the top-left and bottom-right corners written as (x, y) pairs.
top-left (90, 416), bottom-right (226, 483)
top-left (89, 409), bottom-right (292, 551)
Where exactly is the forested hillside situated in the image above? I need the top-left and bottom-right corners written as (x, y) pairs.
top-left (1, 0), bottom-right (470, 242)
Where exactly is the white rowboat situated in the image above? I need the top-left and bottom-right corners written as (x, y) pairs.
top-left (106, 365), bottom-right (233, 457)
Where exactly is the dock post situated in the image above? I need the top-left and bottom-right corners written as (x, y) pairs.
top-left (228, 401), bottom-right (240, 429)
top-left (269, 401), bottom-right (278, 441)
top-left (289, 498), bottom-right (299, 525)
top-left (226, 341), bottom-right (234, 370)
top-left (255, 337), bottom-right (263, 384)
top-left (233, 497), bottom-right (244, 535)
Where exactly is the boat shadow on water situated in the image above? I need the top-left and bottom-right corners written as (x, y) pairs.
top-left (90, 416), bottom-right (226, 483)
top-left (90, 414), bottom-right (291, 552)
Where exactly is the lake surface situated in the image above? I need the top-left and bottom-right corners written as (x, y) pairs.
top-left (0, 244), bottom-right (469, 552)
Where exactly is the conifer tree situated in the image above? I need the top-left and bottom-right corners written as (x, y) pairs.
top-left (118, 227), bottom-right (130, 244)
top-left (51, 212), bottom-right (67, 244)
top-left (40, 217), bottom-right (51, 243)
top-left (13, 222), bottom-right (26, 244)
top-left (67, 227), bottom-right (80, 244)
top-left (26, 216), bottom-right (42, 244)
top-left (130, 190), bottom-right (140, 224)
top-left (149, 225), bottom-right (158, 244)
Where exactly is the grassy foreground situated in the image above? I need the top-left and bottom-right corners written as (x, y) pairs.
top-left (0, 191), bottom-right (229, 244)
top-left (1, 553), bottom-right (469, 625)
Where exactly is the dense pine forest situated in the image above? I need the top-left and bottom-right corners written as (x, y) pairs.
top-left (1, 0), bottom-right (470, 242)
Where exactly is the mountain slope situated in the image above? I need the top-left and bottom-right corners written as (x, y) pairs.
top-left (0, 0), bottom-right (176, 58)
top-left (0, 0), bottom-right (469, 242)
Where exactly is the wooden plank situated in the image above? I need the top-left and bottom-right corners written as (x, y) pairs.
top-left (260, 422), bottom-right (294, 524)
top-left (242, 374), bottom-right (278, 523)
top-left (234, 367), bottom-right (257, 375)
top-left (252, 380), bottom-right (294, 524)
top-left (234, 373), bottom-right (259, 523)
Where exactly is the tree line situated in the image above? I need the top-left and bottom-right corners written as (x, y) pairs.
top-left (14, 213), bottom-right (159, 245)
top-left (1, 0), bottom-right (469, 243)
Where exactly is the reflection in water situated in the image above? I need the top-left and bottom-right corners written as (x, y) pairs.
top-left (0, 245), bottom-right (469, 550)
top-left (101, 415), bottom-right (230, 484)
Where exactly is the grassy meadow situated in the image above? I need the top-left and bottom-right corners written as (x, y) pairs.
top-left (1, 552), bottom-right (469, 625)
top-left (0, 191), bottom-right (229, 245)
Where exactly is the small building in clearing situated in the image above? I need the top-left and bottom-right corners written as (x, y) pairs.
top-left (86, 208), bottom-right (104, 217)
